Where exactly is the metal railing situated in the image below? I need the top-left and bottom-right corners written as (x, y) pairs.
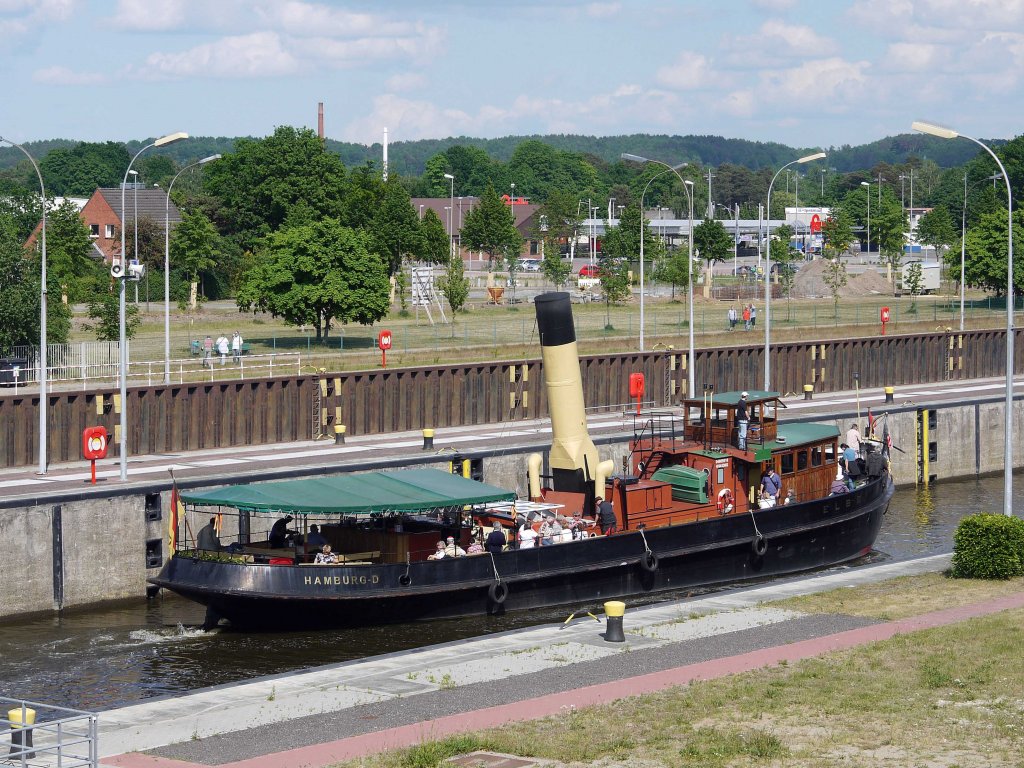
top-left (1, 696), bottom-right (98, 768)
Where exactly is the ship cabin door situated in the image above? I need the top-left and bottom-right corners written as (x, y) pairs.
top-left (689, 452), bottom-right (745, 514)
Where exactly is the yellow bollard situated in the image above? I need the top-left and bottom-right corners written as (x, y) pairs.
top-left (422, 428), bottom-right (434, 450)
top-left (8, 707), bottom-right (36, 759)
top-left (803, 384), bottom-right (813, 400)
top-left (884, 386), bottom-right (894, 404)
top-left (604, 600), bottom-right (626, 642)
top-left (334, 424), bottom-right (346, 445)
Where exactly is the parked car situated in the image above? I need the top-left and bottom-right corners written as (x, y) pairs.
top-left (578, 264), bottom-right (602, 278)
top-left (520, 258), bottom-right (541, 272)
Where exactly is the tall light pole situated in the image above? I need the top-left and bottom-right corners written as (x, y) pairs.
top-left (1, 137), bottom-right (48, 474)
top-left (913, 120), bottom-right (1014, 517)
top-left (705, 169), bottom-right (715, 218)
top-left (685, 180), bottom-right (695, 397)
top-left (129, 169), bottom-right (139, 304)
top-left (860, 181), bottom-right (871, 258)
top-left (621, 153), bottom-right (689, 356)
top-left (119, 131), bottom-right (188, 481)
top-left (764, 152), bottom-right (826, 390)
top-left (443, 173), bottom-right (455, 260)
top-left (164, 153), bottom-right (220, 384)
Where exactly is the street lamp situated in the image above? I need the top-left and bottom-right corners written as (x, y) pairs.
top-left (119, 131), bottom-right (188, 481)
top-left (764, 152), bottom-right (826, 390)
top-left (0, 136), bottom-right (48, 474)
top-left (913, 120), bottom-right (1014, 517)
top-left (164, 153), bottom-right (220, 384)
top-left (621, 153), bottom-right (689, 357)
top-left (443, 173), bottom-right (455, 260)
top-left (860, 181), bottom-right (871, 258)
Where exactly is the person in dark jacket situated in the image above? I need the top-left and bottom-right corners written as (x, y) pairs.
top-left (485, 522), bottom-right (507, 554)
top-left (269, 515), bottom-right (295, 548)
top-left (596, 496), bottom-right (617, 535)
top-left (197, 517), bottom-right (221, 551)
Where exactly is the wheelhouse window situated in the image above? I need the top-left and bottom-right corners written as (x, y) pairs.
top-left (780, 452), bottom-right (794, 475)
top-left (825, 442), bottom-right (836, 464)
top-left (797, 450), bottom-right (808, 471)
top-left (811, 446), bottom-right (823, 466)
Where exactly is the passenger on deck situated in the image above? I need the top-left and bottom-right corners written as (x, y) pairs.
top-left (539, 514), bottom-right (562, 546)
top-left (759, 467), bottom-right (781, 508)
top-left (444, 536), bottom-right (467, 558)
top-left (846, 424), bottom-right (862, 453)
top-left (736, 392), bottom-right (750, 450)
top-left (829, 477), bottom-right (849, 495)
top-left (197, 517), bottom-right (221, 552)
top-left (839, 443), bottom-right (857, 474)
top-left (485, 522), bottom-right (507, 554)
top-left (466, 534), bottom-right (485, 555)
top-left (518, 521), bottom-right (538, 548)
top-left (569, 510), bottom-right (594, 538)
top-left (269, 515), bottom-right (295, 548)
top-left (783, 489), bottom-right (797, 505)
top-left (314, 544), bottom-right (338, 564)
top-left (596, 496), bottom-right (617, 535)
top-left (305, 524), bottom-right (328, 549)
top-left (428, 541), bottom-right (447, 560)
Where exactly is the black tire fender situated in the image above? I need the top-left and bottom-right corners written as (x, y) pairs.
top-left (640, 550), bottom-right (659, 572)
top-left (488, 580), bottom-right (508, 605)
top-left (398, 573), bottom-right (412, 587)
top-left (752, 534), bottom-right (768, 557)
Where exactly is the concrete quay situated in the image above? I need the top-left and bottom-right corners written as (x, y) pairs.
top-left (92, 552), bottom-right (1020, 768)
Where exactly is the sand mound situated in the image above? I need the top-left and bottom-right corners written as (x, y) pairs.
top-left (792, 259), bottom-right (893, 298)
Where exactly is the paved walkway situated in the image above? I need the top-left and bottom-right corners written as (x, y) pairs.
top-left (90, 553), bottom-right (1024, 768)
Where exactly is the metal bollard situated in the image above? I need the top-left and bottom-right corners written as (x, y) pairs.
top-left (334, 424), bottom-right (346, 445)
top-left (8, 707), bottom-right (36, 759)
top-left (803, 384), bottom-right (813, 400)
top-left (603, 600), bottom-right (626, 642)
top-left (422, 428), bottom-right (434, 450)
top-left (884, 386), bottom-right (894, 404)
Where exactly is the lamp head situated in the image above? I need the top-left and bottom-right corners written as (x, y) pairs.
top-left (154, 131), bottom-right (189, 147)
top-left (684, 179), bottom-right (694, 186)
top-left (621, 153), bottom-right (648, 163)
top-left (912, 121), bottom-right (958, 139)
top-left (443, 173), bottom-right (454, 180)
top-left (860, 181), bottom-right (870, 187)
top-left (200, 154), bottom-right (222, 164)
top-left (128, 170), bottom-right (138, 176)
top-left (798, 152), bottom-right (826, 164)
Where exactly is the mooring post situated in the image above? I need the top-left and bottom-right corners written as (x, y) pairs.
top-left (423, 428), bottom-right (434, 450)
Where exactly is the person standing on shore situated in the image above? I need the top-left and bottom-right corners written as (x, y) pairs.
top-left (231, 331), bottom-right (243, 363)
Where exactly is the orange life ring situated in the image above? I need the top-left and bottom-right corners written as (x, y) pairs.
top-left (717, 488), bottom-right (735, 512)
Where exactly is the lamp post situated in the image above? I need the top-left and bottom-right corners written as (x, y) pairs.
top-left (913, 120), bottom-right (1014, 517)
top-left (685, 180), bottom-right (695, 397)
top-left (164, 154), bottom-right (220, 384)
top-left (621, 154), bottom-right (689, 357)
top-left (443, 173), bottom-right (455, 260)
top-left (0, 137), bottom-right (48, 474)
top-left (860, 181), bottom-right (871, 258)
top-left (119, 132), bottom-right (188, 481)
top-left (764, 152), bottom-right (826, 390)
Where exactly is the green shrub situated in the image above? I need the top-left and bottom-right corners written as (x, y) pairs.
top-left (951, 513), bottom-right (1024, 579)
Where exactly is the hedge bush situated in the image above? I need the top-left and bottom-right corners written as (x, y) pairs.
top-left (951, 513), bottom-right (1024, 579)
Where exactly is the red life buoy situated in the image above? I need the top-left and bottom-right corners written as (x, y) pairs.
top-left (717, 488), bottom-right (735, 512)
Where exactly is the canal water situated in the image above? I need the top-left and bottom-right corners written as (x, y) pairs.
top-left (0, 473), bottom-right (1015, 710)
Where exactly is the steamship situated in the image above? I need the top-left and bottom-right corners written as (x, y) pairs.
top-left (150, 292), bottom-right (894, 629)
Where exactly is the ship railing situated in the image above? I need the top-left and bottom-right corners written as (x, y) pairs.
top-left (1, 696), bottom-right (98, 768)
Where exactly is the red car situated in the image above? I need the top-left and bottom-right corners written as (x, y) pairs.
top-left (578, 264), bottom-right (602, 278)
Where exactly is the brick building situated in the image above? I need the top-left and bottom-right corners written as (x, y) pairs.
top-left (79, 185), bottom-right (182, 262)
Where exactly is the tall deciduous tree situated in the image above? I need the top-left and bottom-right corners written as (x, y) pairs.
top-left (40, 141), bottom-right (131, 196)
top-left (171, 210), bottom-right (223, 309)
top-left (87, 291), bottom-right (139, 341)
top-left (692, 218), bottom-right (732, 294)
top-left (917, 204), bottom-right (957, 251)
top-left (236, 219), bottom-right (389, 341)
top-left (0, 213), bottom-right (71, 348)
top-left (371, 177), bottom-right (422, 273)
top-left (438, 253), bottom-right (470, 314)
top-left (460, 182), bottom-right (521, 270)
top-left (821, 209), bottom-right (855, 256)
top-left (203, 126), bottom-right (347, 253)
top-left (46, 199), bottom-right (103, 302)
top-left (953, 208), bottom-right (1024, 296)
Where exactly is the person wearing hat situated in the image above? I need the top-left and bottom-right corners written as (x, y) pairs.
top-left (539, 513), bottom-right (562, 546)
top-left (736, 392), bottom-right (750, 451)
top-left (595, 495), bottom-right (616, 535)
top-left (485, 521), bottom-right (507, 554)
top-left (269, 514), bottom-right (295, 548)
top-left (444, 535), bottom-right (466, 558)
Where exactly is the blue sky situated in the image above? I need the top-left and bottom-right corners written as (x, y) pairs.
top-left (2, 0), bottom-right (1022, 148)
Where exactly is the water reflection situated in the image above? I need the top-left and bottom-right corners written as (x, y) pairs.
top-left (0, 472), bottom-right (1015, 710)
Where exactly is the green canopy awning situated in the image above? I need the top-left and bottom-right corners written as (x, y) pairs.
top-left (181, 469), bottom-right (516, 515)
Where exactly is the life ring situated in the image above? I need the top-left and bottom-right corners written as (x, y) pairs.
top-left (488, 580), bottom-right (508, 605)
top-left (640, 550), bottom-right (659, 572)
top-left (752, 534), bottom-right (768, 557)
top-left (717, 488), bottom-right (735, 513)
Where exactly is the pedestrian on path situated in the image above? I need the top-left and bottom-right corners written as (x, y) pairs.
top-left (742, 305), bottom-right (751, 330)
top-left (203, 335), bottom-right (213, 368)
top-left (750, 304), bottom-right (757, 328)
top-left (727, 306), bottom-right (737, 331)
top-left (231, 331), bottom-right (243, 364)
top-left (216, 335), bottom-right (229, 365)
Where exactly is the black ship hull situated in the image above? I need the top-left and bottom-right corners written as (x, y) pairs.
top-left (150, 474), bottom-right (893, 630)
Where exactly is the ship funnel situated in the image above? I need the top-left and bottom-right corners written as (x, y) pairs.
top-left (534, 292), bottom-right (604, 493)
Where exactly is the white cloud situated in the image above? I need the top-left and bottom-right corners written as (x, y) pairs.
top-left (111, 0), bottom-right (187, 31)
top-left (32, 64), bottom-right (106, 85)
top-left (655, 50), bottom-right (712, 90)
top-left (761, 57), bottom-right (870, 102)
top-left (585, 2), bottom-right (621, 18)
top-left (132, 31), bottom-right (300, 79)
top-left (0, 0), bottom-right (76, 42)
top-left (885, 42), bottom-right (940, 71)
top-left (385, 72), bottom-right (427, 92)
top-left (717, 89), bottom-right (756, 117)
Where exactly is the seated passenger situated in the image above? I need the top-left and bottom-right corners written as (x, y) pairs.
top-left (196, 516), bottom-right (221, 552)
top-left (427, 540), bottom-right (447, 560)
top-left (539, 514), bottom-right (562, 546)
top-left (518, 522), bottom-right (538, 549)
top-left (485, 522), bottom-right (507, 554)
top-left (444, 536), bottom-right (467, 558)
top-left (466, 534), bottom-right (485, 555)
top-left (783, 488), bottom-right (797, 505)
top-left (305, 524), bottom-right (328, 549)
top-left (829, 477), bottom-right (849, 495)
top-left (314, 544), bottom-right (338, 564)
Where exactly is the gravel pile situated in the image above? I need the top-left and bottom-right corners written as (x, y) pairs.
top-left (793, 259), bottom-right (893, 298)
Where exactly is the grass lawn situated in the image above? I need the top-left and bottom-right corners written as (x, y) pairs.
top-left (337, 575), bottom-right (1024, 768)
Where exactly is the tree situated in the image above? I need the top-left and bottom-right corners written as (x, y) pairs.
top-left (905, 261), bottom-right (923, 311)
top-left (821, 210), bottom-right (855, 257)
top-left (371, 176), bottom-right (422, 274)
top-left (917, 204), bottom-right (957, 252)
top-left (460, 182), bottom-right (521, 270)
top-left (417, 208), bottom-right (450, 264)
top-left (45, 199), bottom-right (104, 302)
top-left (534, 188), bottom-right (580, 287)
top-left (0, 213), bottom-right (71, 348)
top-left (87, 290), bottom-right (140, 341)
top-left (236, 219), bottom-right (390, 342)
top-left (952, 208), bottom-right (1024, 295)
top-left (597, 245), bottom-right (630, 329)
top-left (771, 224), bottom-right (797, 317)
top-left (873, 200), bottom-right (908, 283)
top-left (602, 203), bottom-right (665, 271)
top-left (170, 210), bottom-right (222, 309)
top-left (203, 126), bottom-right (347, 253)
top-left (40, 141), bottom-right (130, 196)
top-left (653, 248), bottom-right (691, 300)
top-left (822, 255), bottom-right (848, 318)
top-left (437, 254), bottom-right (469, 314)
top-left (692, 218), bottom-right (732, 295)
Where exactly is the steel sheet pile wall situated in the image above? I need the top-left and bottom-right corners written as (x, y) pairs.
top-left (2, 329), bottom-right (1022, 468)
